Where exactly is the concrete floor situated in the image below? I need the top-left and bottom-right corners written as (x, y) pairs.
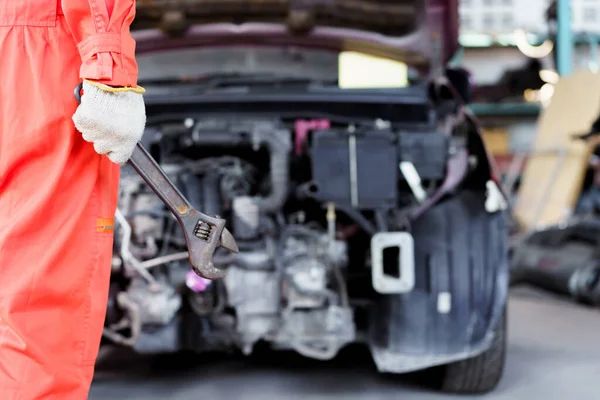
top-left (90, 288), bottom-right (600, 399)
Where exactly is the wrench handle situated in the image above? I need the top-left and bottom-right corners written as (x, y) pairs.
top-left (128, 143), bottom-right (193, 217)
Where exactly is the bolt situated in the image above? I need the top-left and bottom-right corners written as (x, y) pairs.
top-left (310, 267), bottom-right (320, 280)
top-left (111, 256), bottom-right (122, 272)
top-left (242, 344), bottom-right (253, 356)
top-left (184, 118), bottom-right (194, 128)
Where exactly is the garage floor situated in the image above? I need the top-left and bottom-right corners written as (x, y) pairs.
top-left (89, 288), bottom-right (600, 400)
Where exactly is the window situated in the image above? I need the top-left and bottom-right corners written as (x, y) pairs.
top-left (461, 15), bottom-right (472, 30)
top-left (483, 13), bottom-right (494, 28)
top-left (502, 13), bottom-right (513, 28)
top-left (584, 7), bottom-right (597, 22)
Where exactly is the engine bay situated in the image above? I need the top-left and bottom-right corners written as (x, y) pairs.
top-left (104, 105), bottom-right (458, 360)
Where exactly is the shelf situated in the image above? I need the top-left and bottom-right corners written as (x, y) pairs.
top-left (459, 32), bottom-right (600, 49)
top-left (468, 102), bottom-right (541, 117)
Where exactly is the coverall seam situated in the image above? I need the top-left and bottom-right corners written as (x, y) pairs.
top-left (14, 280), bottom-right (36, 399)
top-left (0, 21), bottom-right (55, 26)
top-left (88, 0), bottom-right (114, 81)
top-left (0, 0), bottom-right (57, 27)
top-left (89, 0), bottom-right (105, 33)
top-left (76, 179), bottom-right (101, 367)
top-left (118, 3), bottom-right (133, 83)
top-left (0, 313), bottom-right (29, 395)
top-left (119, 37), bottom-right (126, 82)
top-left (16, 236), bottom-right (44, 398)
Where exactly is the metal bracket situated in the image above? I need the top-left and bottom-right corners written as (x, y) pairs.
top-left (348, 132), bottom-right (359, 208)
top-left (485, 180), bottom-right (508, 213)
top-left (399, 161), bottom-right (427, 203)
top-left (371, 232), bottom-right (415, 294)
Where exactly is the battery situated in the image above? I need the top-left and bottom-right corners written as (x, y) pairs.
top-left (310, 129), bottom-right (398, 209)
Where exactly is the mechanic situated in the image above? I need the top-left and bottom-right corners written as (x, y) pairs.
top-left (0, 0), bottom-right (145, 398)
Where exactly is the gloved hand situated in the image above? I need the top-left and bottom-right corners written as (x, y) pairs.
top-left (72, 80), bottom-right (146, 165)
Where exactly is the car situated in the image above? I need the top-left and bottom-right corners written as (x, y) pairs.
top-left (102, 0), bottom-right (510, 394)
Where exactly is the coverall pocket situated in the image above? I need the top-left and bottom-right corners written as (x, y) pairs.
top-left (0, 0), bottom-right (57, 27)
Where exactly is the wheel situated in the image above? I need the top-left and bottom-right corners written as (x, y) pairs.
top-left (434, 308), bottom-right (507, 394)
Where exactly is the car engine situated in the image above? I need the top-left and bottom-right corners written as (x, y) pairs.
top-left (103, 111), bottom-right (452, 360)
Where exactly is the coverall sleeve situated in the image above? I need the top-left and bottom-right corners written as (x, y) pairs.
top-left (61, 0), bottom-right (140, 88)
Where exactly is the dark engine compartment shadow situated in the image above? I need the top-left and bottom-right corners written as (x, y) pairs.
top-left (92, 343), bottom-right (441, 395)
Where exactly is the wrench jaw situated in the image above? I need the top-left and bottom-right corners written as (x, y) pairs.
top-left (181, 210), bottom-right (238, 280)
top-left (189, 252), bottom-right (226, 280)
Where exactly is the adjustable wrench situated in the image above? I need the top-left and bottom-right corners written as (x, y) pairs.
top-left (74, 83), bottom-right (238, 280)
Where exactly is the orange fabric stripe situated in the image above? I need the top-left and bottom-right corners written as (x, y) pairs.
top-left (96, 218), bottom-right (115, 232)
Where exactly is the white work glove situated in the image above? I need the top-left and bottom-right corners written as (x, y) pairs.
top-left (72, 80), bottom-right (146, 165)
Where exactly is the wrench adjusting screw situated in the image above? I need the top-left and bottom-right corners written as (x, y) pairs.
top-left (194, 221), bottom-right (213, 242)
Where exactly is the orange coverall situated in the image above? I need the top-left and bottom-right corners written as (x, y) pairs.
top-left (0, 0), bottom-right (139, 398)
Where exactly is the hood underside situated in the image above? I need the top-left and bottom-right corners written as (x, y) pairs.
top-left (132, 0), bottom-right (459, 66)
top-left (135, 0), bottom-right (421, 35)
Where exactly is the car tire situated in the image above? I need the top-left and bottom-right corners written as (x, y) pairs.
top-left (435, 308), bottom-right (507, 394)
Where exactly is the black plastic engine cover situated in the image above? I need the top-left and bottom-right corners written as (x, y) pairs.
top-left (310, 129), bottom-right (397, 209)
top-left (398, 131), bottom-right (448, 181)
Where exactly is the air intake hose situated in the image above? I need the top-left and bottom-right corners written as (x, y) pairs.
top-left (190, 123), bottom-right (291, 213)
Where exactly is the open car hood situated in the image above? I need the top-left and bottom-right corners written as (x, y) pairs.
top-left (133, 0), bottom-right (459, 68)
